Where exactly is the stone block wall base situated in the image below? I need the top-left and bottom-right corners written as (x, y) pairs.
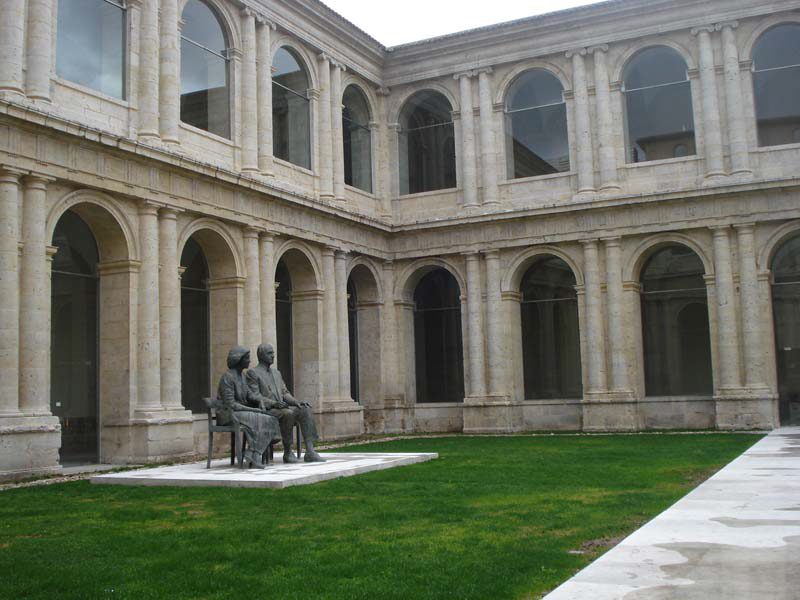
top-left (715, 392), bottom-right (778, 430)
top-left (0, 415), bottom-right (62, 480)
top-left (582, 397), bottom-right (640, 432)
top-left (318, 401), bottom-right (364, 440)
top-left (103, 410), bottom-right (195, 464)
top-left (363, 407), bottom-right (386, 435)
top-left (382, 395), bottom-right (414, 434)
top-left (463, 395), bottom-right (524, 433)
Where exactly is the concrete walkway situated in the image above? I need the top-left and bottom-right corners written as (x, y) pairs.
top-left (544, 428), bottom-right (800, 599)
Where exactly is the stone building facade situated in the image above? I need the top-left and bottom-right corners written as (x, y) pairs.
top-left (1, 0), bottom-right (799, 478)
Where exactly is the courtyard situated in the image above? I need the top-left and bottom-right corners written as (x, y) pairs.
top-left (1, 433), bottom-right (761, 599)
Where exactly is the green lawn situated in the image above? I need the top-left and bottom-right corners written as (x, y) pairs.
top-left (0, 434), bottom-right (760, 600)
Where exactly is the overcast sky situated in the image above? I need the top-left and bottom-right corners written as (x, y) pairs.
top-left (322, 0), bottom-right (608, 47)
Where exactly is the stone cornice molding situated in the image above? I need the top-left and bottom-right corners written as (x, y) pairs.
top-left (97, 259), bottom-right (142, 276)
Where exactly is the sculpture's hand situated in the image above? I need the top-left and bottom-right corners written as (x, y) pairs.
top-left (300, 401), bottom-right (312, 408)
top-left (275, 401), bottom-right (289, 409)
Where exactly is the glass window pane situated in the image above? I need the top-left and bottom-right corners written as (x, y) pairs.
top-left (507, 70), bottom-right (563, 111)
top-left (180, 238), bottom-right (210, 413)
top-left (625, 81), bottom-right (695, 163)
top-left (624, 46), bottom-right (688, 89)
top-left (507, 103), bottom-right (569, 178)
top-left (343, 86), bottom-right (373, 193)
top-left (753, 24), bottom-right (800, 71)
top-left (272, 48), bottom-right (311, 169)
top-left (182, 0), bottom-right (227, 53)
top-left (753, 25), bottom-right (800, 148)
top-left (180, 40), bottom-right (230, 138)
top-left (399, 91), bottom-right (456, 194)
top-left (56, 0), bottom-right (125, 99)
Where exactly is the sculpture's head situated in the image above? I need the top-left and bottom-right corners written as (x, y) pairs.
top-left (257, 343), bottom-right (275, 366)
top-left (227, 346), bottom-right (251, 370)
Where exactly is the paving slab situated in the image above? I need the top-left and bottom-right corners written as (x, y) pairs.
top-left (91, 452), bottom-right (437, 489)
top-left (544, 428), bottom-right (800, 599)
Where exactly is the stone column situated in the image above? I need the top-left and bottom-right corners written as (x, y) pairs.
top-left (477, 69), bottom-right (499, 206)
top-left (335, 250), bottom-right (351, 398)
top-left (567, 49), bottom-right (595, 194)
top-left (711, 226), bottom-right (742, 391)
top-left (321, 247), bottom-right (339, 398)
top-left (259, 233), bottom-right (276, 345)
top-left (0, 168), bottom-right (23, 415)
top-left (692, 26), bottom-right (726, 181)
top-left (239, 9), bottom-right (259, 174)
top-left (464, 252), bottom-right (486, 397)
top-left (484, 250), bottom-right (504, 395)
top-left (26, 0), bottom-right (53, 101)
top-left (331, 62), bottom-right (346, 201)
top-left (137, 202), bottom-right (162, 412)
top-left (735, 224), bottom-right (767, 389)
top-left (18, 174), bottom-right (54, 414)
top-left (158, 207), bottom-right (182, 410)
top-left (317, 56), bottom-right (334, 199)
top-left (717, 22), bottom-right (752, 177)
top-left (581, 239), bottom-right (607, 393)
top-left (456, 72), bottom-right (479, 208)
top-left (590, 45), bottom-right (620, 191)
top-left (604, 237), bottom-right (630, 392)
top-left (160, 0), bottom-right (181, 144)
top-left (242, 227), bottom-right (262, 357)
top-left (0, 0), bottom-right (26, 95)
top-left (256, 17), bottom-right (275, 176)
top-left (137, 0), bottom-right (160, 139)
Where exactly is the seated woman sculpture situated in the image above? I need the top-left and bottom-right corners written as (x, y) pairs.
top-left (216, 346), bottom-right (281, 469)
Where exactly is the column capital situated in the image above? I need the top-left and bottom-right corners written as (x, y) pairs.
top-left (255, 14), bottom-right (277, 29)
top-left (588, 44), bottom-right (609, 54)
top-left (475, 67), bottom-right (494, 76)
top-left (334, 249), bottom-right (349, 260)
top-left (709, 225), bottom-right (732, 236)
top-left (321, 245), bottom-right (336, 258)
top-left (331, 60), bottom-right (346, 72)
top-left (382, 259), bottom-right (394, 270)
top-left (580, 238), bottom-right (600, 248)
top-left (566, 47), bottom-right (588, 59)
top-left (601, 236), bottom-right (622, 248)
top-left (227, 47), bottom-right (243, 61)
top-left (388, 122), bottom-right (401, 132)
top-left (733, 222), bottom-right (756, 234)
top-left (23, 172), bottom-right (56, 188)
top-left (0, 166), bottom-right (26, 182)
top-left (462, 251), bottom-right (481, 261)
top-left (482, 249), bottom-right (501, 260)
top-left (376, 86), bottom-right (391, 97)
top-left (158, 206), bottom-right (182, 220)
top-left (691, 25), bottom-right (716, 36)
top-left (307, 88), bottom-right (320, 100)
top-left (126, 0), bottom-right (143, 8)
top-left (715, 21), bottom-right (739, 31)
top-left (243, 226), bottom-right (264, 239)
top-left (241, 6), bottom-right (256, 19)
top-left (259, 231), bottom-right (275, 243)
top-left (138, 200), bottom-right (163, 216)
top-left (318, 53), bottom-right (332, 65)
top-left (453, 70), bottom-right (475, 80)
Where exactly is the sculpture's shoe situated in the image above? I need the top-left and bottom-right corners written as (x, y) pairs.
top-left (304, 451), bottom-right (327, 463)
top-left (282, 452), bottom-right (300, 464)
top-left (244, 451), bottom-right (267, 469)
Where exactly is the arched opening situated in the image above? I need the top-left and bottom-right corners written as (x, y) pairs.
top-left (771, 234), bottom-right (800, 424)
top-left (347, 279), bottom-right (359, 402)
top-left (180, 0), bottom-right (231, 138)
top-left (505, 69), bottom-right (570, 179)
top-left (179, 238), bottom-right (210, 414)
top-left (273, 47), bottom-right (311, 170)
top-left (51, 210), bottom-right (100, 464)
top-left (343, 85), bottom-right (373, 193)
top-left (347, 264), bottom-right (383, 423)
top-left (752, 24), bottom-right (800, 147)
top-left (622, 46), bottom-right (696, 163)
top-left (399, 91), bottom-right (456, 195)
top-left (640, 245), bottom-right (712, 396)
top-left (275, 259), bottom-right (293, 392)
top-left (520, 256), bottom-right (582, 399)
top-left (413, 268), bottom-right (464, 403)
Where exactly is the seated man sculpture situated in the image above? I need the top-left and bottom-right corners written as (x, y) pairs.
top-left (245, 343), bottom-right (326, 463)
top-left (216, 345), bottom-right (281, 469)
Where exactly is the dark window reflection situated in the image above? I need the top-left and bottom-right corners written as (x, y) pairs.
top-left (414, 269), bottom-right (464, 403)
top-left (51, 210), bottom-right (99, 464)
top-left (771, 235), bottom-right (800, 424)
top-left (275, 260), bottom-right (293, 393)
top-left (343, 85), bottom-right (373, 193)
top-left (520, 256), bottom-right (582, 399)
top-left (180, 238), bottom-right (210, 413)
top-left (56, 0), bottom-right (125, 99)
top-left (753, 24), bottom-right (800, 148)
top-left (640, 245), bottom-right (712, 396)
top-left (623, 47), bottom-right (695, 163)
top-left (180, 0), bottom-right (230, 138)
top-left (399, 91), bottom-right (456, 195)
top-left (273, 47), bottom-right (311, 169)
top-left (505, 70), bottom-right (570, 178)
top-left (348, 279), bottom-right (359, 402)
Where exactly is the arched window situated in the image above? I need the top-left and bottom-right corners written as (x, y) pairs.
top-left (771, 234), bottom-right (800, 424)
top-left (51, 210), bottom-right (100, 463)
top-left (752, 24), bottom-right (800, 147)
top-left (640, 245), bottom-right (712, 396)
top-left (275, 260), bottom-right (293, 392)
top-left (180, 238), bottom-right (210, 413)
top-left (399, 91), bottom-right (456, 195)
top-left (413, 269), bottom-right (464, 403)
top-left (273, 47), bottom-right (311, 170)
top-left (343, 85), bottom-right (373, 193)
top-left (180, 0), bottom-right (231, 138)
top-left (520, 257), bottom-right (582, 399)
top-left (56, 0), bottom-right (126, 99)
top-left (505, 70), bottom-right (570, 179)
top-left (623, 47), bottom-right (696, 163)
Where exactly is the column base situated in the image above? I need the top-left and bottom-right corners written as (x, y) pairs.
top-left (382, 395), bottom-right (414, 434)
top-left (463, 394), bottom-right (523, 433)
top-left (103, 408), bottom-right (194, 464)
top-left (0, 415), bottom-right (61, 481)
top-left (582, 391), bottom-right (639, 432)
top-left (241, 167), bottom-right (260, 177)
top-left (714, 388), bottom-right (777, 430)
top-left (702, 171), bottom-right (728, 185)
top-left (317, 399), bottom-right (364, 440)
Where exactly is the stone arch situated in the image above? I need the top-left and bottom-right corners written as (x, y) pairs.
top-left (273, 239), bottom-right (323, 291)
top-left (494, 61), bottom-right (572, 105)
top-left (742, 15), bottom-right (800, 62)
top-left (177, 218), bottom-right (243, 279)
top-left (760, 221), bottom-right (800, 272)
top-left (395, 257), bottom-right (466, 302)
top-left (270, 37), bottom-right (319, 91)
top-left (612, 39), bottom-right (697, 84)
top-left (340, 78), bottom-right (378, 121)
top-left (625, 233), bottom-right (713, 282)
top-left (389, 84), bottom-right (460, 125)
top-left (503, 245), bottom-right (584, 292)
top-left (347, 256), bottom-right (383, 302)
top-left (47, 189), bottom-right (136, 262)
top-left (178, 0), bottom-right (241, 50)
